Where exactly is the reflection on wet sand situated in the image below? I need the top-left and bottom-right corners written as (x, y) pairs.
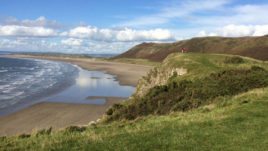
top-left (44, 67), bottom-right (135, 104)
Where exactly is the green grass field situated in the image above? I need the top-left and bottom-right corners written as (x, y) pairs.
top-left (1, 53), bottom-right (267, 151)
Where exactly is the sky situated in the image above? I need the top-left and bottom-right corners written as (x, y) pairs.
top-left (0, 0), bottom-right (268, 54)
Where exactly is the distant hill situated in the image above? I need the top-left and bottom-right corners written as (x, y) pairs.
top-left (115, 35), bottom-right (268, 61)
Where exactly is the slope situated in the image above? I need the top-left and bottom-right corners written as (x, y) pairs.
top-left (115, 35), bottom-right (268, 61)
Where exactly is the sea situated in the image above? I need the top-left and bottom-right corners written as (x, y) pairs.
top-left (0, 56), bottom-right (135, 116)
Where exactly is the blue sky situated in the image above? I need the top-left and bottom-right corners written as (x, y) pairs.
top-left (0, 0), bottom-right (165, 27)
top-left (0, 0), bottom-right (268, 53)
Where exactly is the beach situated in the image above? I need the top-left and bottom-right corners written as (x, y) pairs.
top-left (0, 55), bottom-right (152, 136)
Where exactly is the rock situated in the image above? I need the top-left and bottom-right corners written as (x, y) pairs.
top-left (135, 67), bottom-right (187, 97)
top-left (89, 121), bottom-right (96, 125)
top-left (96, 119), bottom-right (101, 123)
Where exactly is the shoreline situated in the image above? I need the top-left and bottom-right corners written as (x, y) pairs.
top-left (0, 55), bottom-right (152, 136)
top-left (6, 54), bottom-right (153, 86)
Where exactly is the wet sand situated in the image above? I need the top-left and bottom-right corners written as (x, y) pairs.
top-left (0, 55), bottom-right (152, 136)
top-left (0, 97), bottom-right (126, 136)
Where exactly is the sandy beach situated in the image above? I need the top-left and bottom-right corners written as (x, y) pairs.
top-left (0, 55), bottom-right (152, 136)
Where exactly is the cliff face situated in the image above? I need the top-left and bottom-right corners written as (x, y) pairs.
top-left (135, 66), bottom-right (187, 98)
top-left (115, 35), bottom-right (268, 61)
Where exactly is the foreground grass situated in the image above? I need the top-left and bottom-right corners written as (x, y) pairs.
top-left (1, 88), bottom-right (268, 151)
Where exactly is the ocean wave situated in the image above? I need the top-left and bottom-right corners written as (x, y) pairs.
top-left (0, 69), bottom-right (8, 73)
top-left (0, 58), bottom-right (79, 111)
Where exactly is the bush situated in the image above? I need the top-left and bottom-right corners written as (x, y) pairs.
top-left (0, 136), bottom-right (6, 141)
top-left (251, 65), bottom-right (265, 71)
top-left (34, 127), bottom-right (52, 137)
top-left (64, 126), bottom-right (86, 133)
top-left (106, 67), bottom-right (268, 121)
top-left (106, 103), bottom-right (124, 116)
top-left (224, 56), bottom-right (244, 64)
top-left (18, 134), bottom-right (31, 139)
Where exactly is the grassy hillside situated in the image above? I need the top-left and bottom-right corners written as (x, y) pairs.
top-left (1, 88), bottom-right (268, 150)
top-left (106, 53), bottom-right (268, 121)
top-left (1, 54), bottom-right (268, 150)
top-left (115, 35), bottom-right (268, 61)
top-left (107, 58), bottom-right (160, 66)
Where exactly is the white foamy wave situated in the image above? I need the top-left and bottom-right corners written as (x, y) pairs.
top-left (0, 95), bottom-right (14, 100)
top-left (18, 67), bottom-right (35, 70)
top-left (0, 85), bottom-right (10, 90)
top-left (0, 70), bottom-right (8, 73)
top-left (0, 58), bottom-right (79, 112)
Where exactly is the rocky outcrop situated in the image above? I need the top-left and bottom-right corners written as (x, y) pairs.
top-left (135, 67), bottom-right (187, 97)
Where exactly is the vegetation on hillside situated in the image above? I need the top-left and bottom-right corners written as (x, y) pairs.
top-left (115, 35), bottom-right (268, 61)
top-left (108, 58), bottom-right (160, 66)
top-left (106, 54), bottom-right (268, 121)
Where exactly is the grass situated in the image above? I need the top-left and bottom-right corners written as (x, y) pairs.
top-left (112, 53), bottom-right (268, 120)
top-left (0, 88), bottom-right (268, 150)
top-left (106, 64), bottom-right (268, 121)
top-left (108, 58), bottom-right (160, 66)
top-left (162, 53), bottom-right (268, 80)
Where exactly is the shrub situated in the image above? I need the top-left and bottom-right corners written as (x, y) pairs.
top-left (18, 134), bottom-right (31, 139)
top-left (64, 126), bottom-right (86, 133)
top-left (106, 67), bottom-right (268, 121)
top-left (251, 65), bottom-right (265, 71)
top-left (34, 127), bottom-right (52, 137)
top-left (0, 136), bottom-right (6, 141)
top-left (106, 103), bottom-right (124, 116)
top-left (224, 56), bottom-right (244, 64)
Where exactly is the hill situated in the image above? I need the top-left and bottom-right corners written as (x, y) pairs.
top-left (115, 35), bottom-right (268, 61)
top-left (106, 53), bottom-right (268, 121)
top-left (1, 54), bottom-right (268, 150)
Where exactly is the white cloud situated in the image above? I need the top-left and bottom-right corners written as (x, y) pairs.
top-left (221, 25), bottom-right (254, 37)
top-left (116, 28), bottom-right (173, 41)
top-left (2, 16), bottom-right (61, 29)
top-left (0, 17), bottom-right (60, 38)
top-left (197, 24), bottom-right (268, 37)
top-left (0, 37), bottom-right (139, 54)
top-left (64, 26), bottom-right (98, 38)
top-left (196, 30), bottom-right (216, 37)
top-left (118, 0), bottom-right (231, 27)
top-left (188, 4), bottom-right (268, 27)
top-left (61, 38), bottom-right (83, 46)
top-left (252, 25), bottom-right (268, 36)
top-left (0, 25), bottom-right (57, 37)
top-left (0, 16), bottom-right (175, 53)
top-left (63, 26), bottom-right (175, 42)
top-left (197, 31), bottom-right (207, 37)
